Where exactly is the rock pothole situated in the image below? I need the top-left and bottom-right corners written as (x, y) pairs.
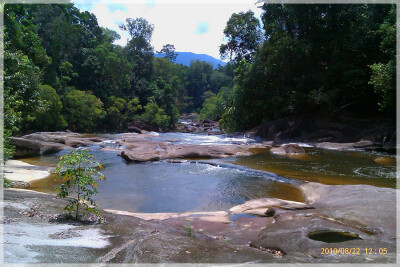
top-left (307, 230), bottom-right (362, 243)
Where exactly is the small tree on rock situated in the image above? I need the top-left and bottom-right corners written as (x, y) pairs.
top-left (56, 149), bottom-right (105, 222)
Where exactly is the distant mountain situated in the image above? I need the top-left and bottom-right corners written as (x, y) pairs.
top-left (154, 52), bottom-right (226, 68)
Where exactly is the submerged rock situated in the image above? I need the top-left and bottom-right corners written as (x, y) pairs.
top-left (270, 144), bottom-right (305, 154)
top-left (315, 140), bottom-right (380, 151)
top-left (373, 157), bottom-right (396, 166)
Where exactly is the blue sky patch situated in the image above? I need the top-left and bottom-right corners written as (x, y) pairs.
top-left (195, 22), bottom-right (209, 34)
top-left (146, 0), bottom-right (157, 9)
top-left (107, 4), bottom-right (128, 13)
top-left (75, 3), bottom-right (94, 12)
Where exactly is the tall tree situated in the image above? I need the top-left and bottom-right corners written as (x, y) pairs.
top-left (120, 17), bottom-right (154, 99)
top-left (185, 60), bottom-right (213, 112)
top-left (220, 10), bottom-right (262, 64)
top-left (157, 44), bottom-right (177, 62)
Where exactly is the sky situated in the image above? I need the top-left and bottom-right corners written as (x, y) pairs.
top-left (74, 0), bottom-right (264, 60)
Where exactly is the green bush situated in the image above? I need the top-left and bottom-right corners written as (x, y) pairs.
top-left (63, 90), bottom-right (106, 132)
top-left (56, 149), bottom-right (105, 221)
top-left (34, 85), bottom-right (67, 131)
top-left (105, 96), bottom-right (127, 131)
top-left (140, 102), bottom-right (170, 130)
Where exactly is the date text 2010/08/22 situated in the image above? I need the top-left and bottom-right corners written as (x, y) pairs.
top-left (321, 248), bottom-right (388, 255)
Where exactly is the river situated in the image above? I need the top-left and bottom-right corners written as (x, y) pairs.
top-left (24, 132), bottom-right (396, 213)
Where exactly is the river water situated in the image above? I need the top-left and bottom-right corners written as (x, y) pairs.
top-left (26, 132), bottom-right (396, 213)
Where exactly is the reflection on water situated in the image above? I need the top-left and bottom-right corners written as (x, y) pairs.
top-left (30, 159), bottom-right (304, 213)
top-left (233, 148), bottom-right (396, 188)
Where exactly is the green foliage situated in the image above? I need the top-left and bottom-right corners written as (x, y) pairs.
top-left (183, 219), bottom-right (196, 238)
top-left (221, 4), bottom-right (396, 131)
top-left (126, 97), bottom-right (143, 119)
top-left (140, 103), bottom-right (170, 130)
top-left (34, 85), bottom-right (67, 131)
top-left (4, 50), bottom-right (45, 133)
top-left (368, 7), bottom-right (395, 114)
top-left (3, 129), bottom-right (15, 162)
top-left (4, 4), bottom-right (51, 68)
top-left (185, 60), bottom-right (213, 111)
top-left (220, 10), bottom-right (262, 63)
top-left (56, 61), bottom-right (78, 92)
top-left (63, 90), bottom-right (106, 132)
top-left (4, 2), bottom-right (394, 136)
top-left (199, 88), bottom-right (231, 121)
top-left (105, 96), bottom-right (127, 131)
top-left (369, 62), bottom-right (395, 113)
top-left (120, 17), bottom-right (154, 99)
top-left (157, 44), bottom-right (177, 62)
top-left (3, 178), bottom-right (12, 188)
top-left (82, 40), bottom-right (131, 101)
top-left (56, 149), bottom-right (105, 221)
top-left (153, 58), bottom-right (186, 113)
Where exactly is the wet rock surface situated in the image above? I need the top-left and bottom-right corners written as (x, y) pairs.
top-left (270, 144), bottom-right (305, 154)
top-left (174, 116), bottom-right (223, 135)
top-left (250, 182), bottom-right (396, 263)
top-left (11, 131), bottom-right (106, 157)
top-left (4, 160), bottom-right (54, 184)
top-left (3, 181), bottom-right (396, 263)
top-left (3, 189), bottom-right (279, 263)
top-left (117, 139), bottom-right (267, 162)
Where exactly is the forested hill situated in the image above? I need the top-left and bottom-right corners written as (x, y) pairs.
top-left (4, 3), bottom-right (396, 160)
top-left (154, 52), bottom-right (226, 68)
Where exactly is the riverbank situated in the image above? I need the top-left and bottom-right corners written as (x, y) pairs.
top-left (246, 113), bottom-right (396, 154)
top-left (4, 160), bottom-right (54, 188)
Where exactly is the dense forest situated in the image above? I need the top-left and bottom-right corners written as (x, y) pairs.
top-left (218, 4), bottom-right (396, 131)
top-left (3, 3), bottom-right (396, 159)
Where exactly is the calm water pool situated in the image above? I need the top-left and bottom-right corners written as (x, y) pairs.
top-left (26, 133), bottom-right (396, 213)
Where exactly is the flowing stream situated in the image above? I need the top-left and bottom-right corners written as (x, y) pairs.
top-left (25, 132), bottom-right (396, 213)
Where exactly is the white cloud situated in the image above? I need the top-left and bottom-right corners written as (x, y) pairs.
top-left (74, 0), bottom-right (263, 59)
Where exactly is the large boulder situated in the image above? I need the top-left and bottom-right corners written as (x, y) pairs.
top-left (64, 138), bottom-right (94, 148)
top-left (117, 140), bottom-right (262, 162)
top-left (11, 137), bottom-right (68, 158)
top-left (10, 131), bottom-right (104, 157)
top-left (119, 149), bottom-right (161, 162)
top-left (164, 144), bottom-right (249, 159)
top-left (315, 140), bottom-right (381, 151)
top-left (23, 131), bottom-right (80, 143)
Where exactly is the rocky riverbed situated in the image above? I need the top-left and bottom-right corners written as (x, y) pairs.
top-left (3, 131), bottom-right (398, 263)
top-left (3, 181), bottom-right (396, 263)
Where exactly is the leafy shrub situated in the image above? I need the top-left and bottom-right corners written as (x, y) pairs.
top-left (63, 90), bottom-right (106, 132)
top-left (140, 102), bottom-right (170, 130)
top-left (34, 85), bottom-right (67, 131)
top-left (184, 218), bottom-right (196, 238)
top-left (56, 149), bottom-right (106, 221)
